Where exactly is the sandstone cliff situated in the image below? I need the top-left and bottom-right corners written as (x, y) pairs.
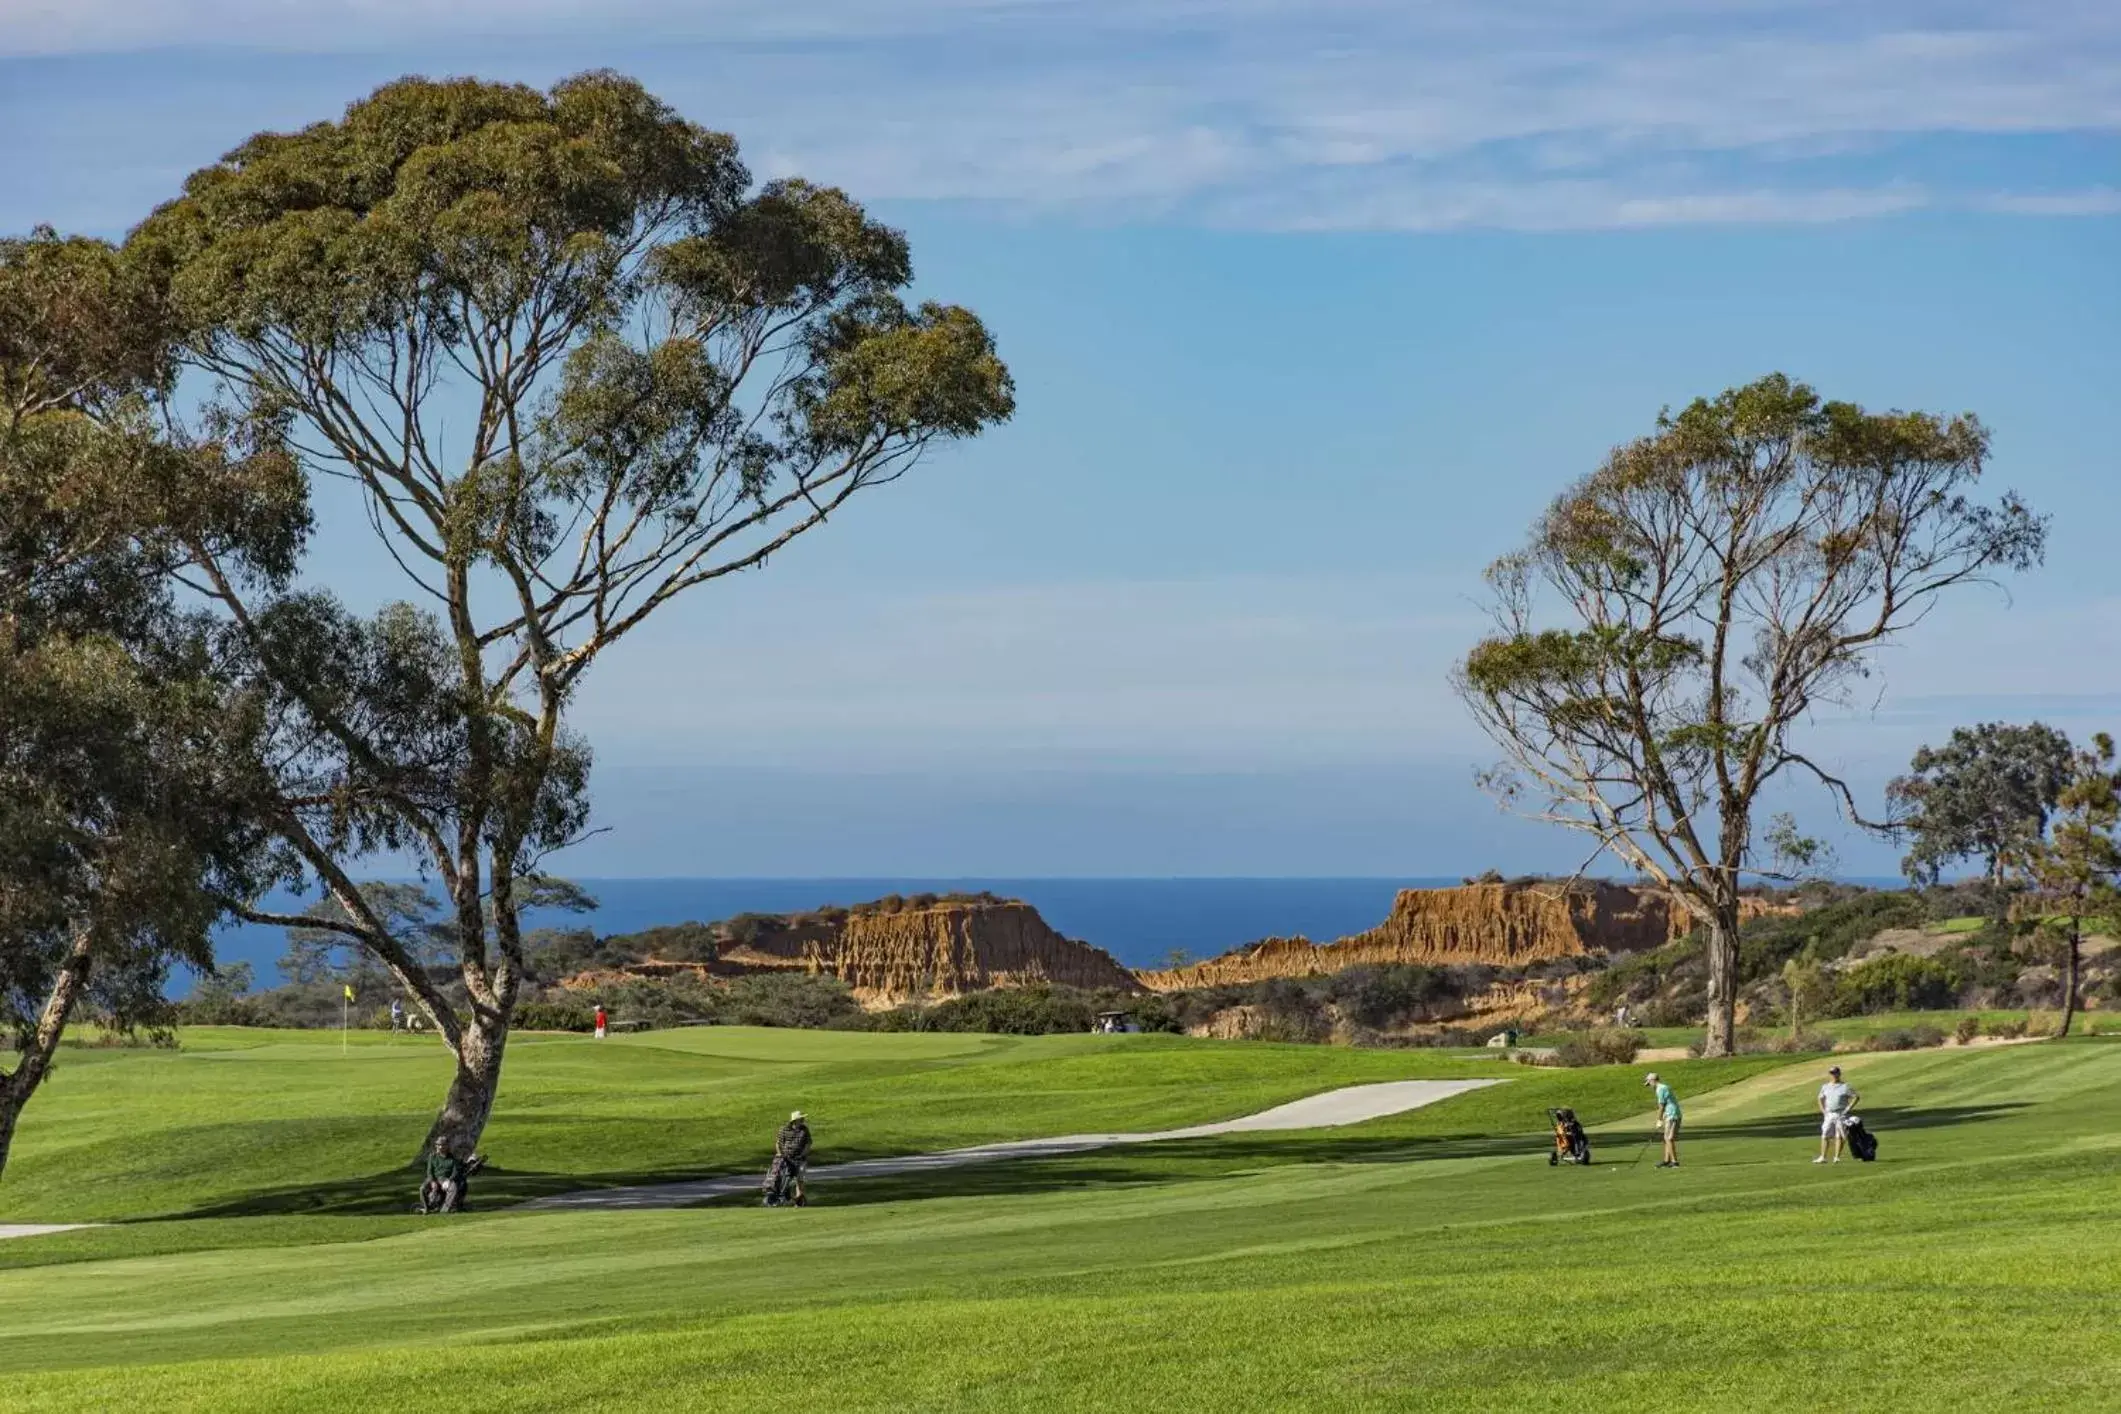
top-left (1138, 881), bottom-right (1746, 990)
top-left (564, 895), bottom-right (1139, 1006)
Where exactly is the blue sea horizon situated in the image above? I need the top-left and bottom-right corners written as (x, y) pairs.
top-left (206, 876), bottom-right (1459, 989)
top-left (201, 872), bottom-right (1910, 992)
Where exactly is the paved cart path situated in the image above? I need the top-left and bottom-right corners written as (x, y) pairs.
top-left (527, 1077), bottom-right (1504, 1212)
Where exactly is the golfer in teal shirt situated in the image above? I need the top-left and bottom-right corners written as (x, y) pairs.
top-left (1644, 1071), bottom-right (1682, 1168)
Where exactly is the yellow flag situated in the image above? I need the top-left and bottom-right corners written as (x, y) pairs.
top-left (343, 983), bottom-right (355, 1003)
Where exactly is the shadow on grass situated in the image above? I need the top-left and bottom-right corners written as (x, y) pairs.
top-left (162, 1162), bottom-right (750, 1219)
top-left (700, 1101), bottom-right (2036, 1209)
top-left (157, 1102), bottom-right (2031, 1219)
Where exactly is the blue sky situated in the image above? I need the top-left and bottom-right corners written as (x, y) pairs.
top-left (5, 2), bottom-right (2118, 877)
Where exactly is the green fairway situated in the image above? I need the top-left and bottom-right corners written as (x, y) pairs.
top-left (1, 1030), bottom-right (2114, 1411)
top-left (0, 1026), bottom-right (1502, 1221)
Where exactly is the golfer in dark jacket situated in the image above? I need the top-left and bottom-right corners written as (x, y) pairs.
top-left (772, 1110), bottom-right (813, 1204)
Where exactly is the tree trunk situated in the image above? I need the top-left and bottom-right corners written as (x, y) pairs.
top-left (0, 927), bottom-right (94, 1182)
top-left (420, 1010), bottom-right (509, 1159)
top-left (1702, 900), bottom-right (1741, 1058)
top-left (2057, 929), bottom-right (2081, 1039)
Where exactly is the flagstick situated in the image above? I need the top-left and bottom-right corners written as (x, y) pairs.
top-left (342, 990), bottom-right (349, 1055)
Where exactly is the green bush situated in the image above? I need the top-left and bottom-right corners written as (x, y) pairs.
top-left (1737, 890), bottom-right (1925, 981)
top-left (1865, 1025), bottom-right (1947, 1052)
top-left (1553, 1028), bottom-right (1646, 1067)
top-left (1954, 1015), bottom-right (1981, 1045)
top-left (1321, 965), bottom-right (1451, 1029)
top-left (515, 1000), bottom-right (596, 1032)
top-left (722, 973), bottom-right (861, 1029)
top-left (1829, 954), bottom-right (1964, 1016)
top-left (920, 985), bottom-right (1098, 1035)
top-left (577, 975), bottom-right (720, 1030)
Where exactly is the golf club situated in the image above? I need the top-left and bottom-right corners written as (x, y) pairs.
top-left (1629, 1127), bottom-right (1656, 1169)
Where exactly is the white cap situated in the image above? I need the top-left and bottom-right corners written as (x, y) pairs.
top-left (790, 1110), bottom-right (805, 1121)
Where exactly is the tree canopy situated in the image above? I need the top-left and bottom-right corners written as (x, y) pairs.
top-left (1889, 722), bottom-right (2073, 893)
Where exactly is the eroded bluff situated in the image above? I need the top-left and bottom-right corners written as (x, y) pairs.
top-left (573, 897), bottom-right (1139, 1005)
top-left (1138, 881), bottom-right (1721, 990)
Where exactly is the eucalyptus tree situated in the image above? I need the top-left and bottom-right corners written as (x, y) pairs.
top-left (1455, 374), bottom-right (2044, 1055)
top-left (130, 73), bottom-right (1014, 1153)
top-left (2014, 733), bottom-right (2120, 1038)
top-left (0, 230), bottom-right (303, 1177)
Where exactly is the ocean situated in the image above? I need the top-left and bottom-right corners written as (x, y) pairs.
top-left (205, 877), bottom-right (1456, 988)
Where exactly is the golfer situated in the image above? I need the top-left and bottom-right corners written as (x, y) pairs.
top-left (594, 1004), bottom-right (607, 1040)
top-left (1644, 1071), bottom-right (1682, 1168)
top-left (1815, 1064), bottom-right (1859, 1163)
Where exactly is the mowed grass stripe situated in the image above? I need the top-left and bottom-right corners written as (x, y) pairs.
top-left (0, 1028), bottom-right (1501, 1222)
top-left (5, 1126), bottom-right (2115, 1409)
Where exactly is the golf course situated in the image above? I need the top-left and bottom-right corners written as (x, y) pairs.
top-left (1, 1026), bottom-right (2115, 1411)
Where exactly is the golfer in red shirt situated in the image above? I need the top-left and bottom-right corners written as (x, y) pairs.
top-left (594, 1005), bottom-right (607, 1040)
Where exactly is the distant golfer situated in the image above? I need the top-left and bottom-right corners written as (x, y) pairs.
top-left (389, 998), bottom-right (405, 1033)
top-left (1816, 1064), bottom-right (1859, 1164)
top-left (766, 1109), bottom-right (813, 1207)
top-left (594, 1004), bottom-right (608, 1040)
top-left (1644, 1071), bottom-right (1682, 1168)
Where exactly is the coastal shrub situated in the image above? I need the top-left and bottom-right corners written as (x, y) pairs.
top-left (556, 921), bottom-right (721, 972)
top-left (1938, 935), bottom-right (2026, 996)
top-left (1987, 1017), bottom-right (2028, 1039)
top-left (1829, 955), bottom-right (1963, 1016)
top-left (1254, 978), bottom-right (1332, 1042)
top-left (1733, 1025), bottom-right (1825, 1055)
top-left (1955, 1015), bottom-right (1982, 1045)
top-left (1322, 965), bottom-right (1451, 1029)
top-left (921, 985), bottom-right (1097, 1035)
top-left (177, 963), bottom-right (267, 1027)
top-left (1584, 936), bottom-right (1702, 1012)
top-left (576, 975), bottom-right (721, 1030)
top-left (175, 994), bottom-right (267, 1027)
top-left (723, 973), bottom-right (861, 1029)
top-left (1864, 1025), bottom-right (1947, 1052)
top-left (523, 927), bottom-right (611, 980)
top-left (1737, 889), bottom-right (1925, 981)
top-left (514, 1001), bottom-right (596, 1032)
top-left (1553, 1028), bottom-right (1645, 1067)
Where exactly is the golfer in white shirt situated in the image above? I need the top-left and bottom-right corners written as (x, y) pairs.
top-left (1815, 1064), bottom-right (1859, 1163)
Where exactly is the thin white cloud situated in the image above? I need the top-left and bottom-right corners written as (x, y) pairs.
top-left (1976, 187), bottom-right (2121, 215)
top-left (3, 1), bottom-right (2116, 230)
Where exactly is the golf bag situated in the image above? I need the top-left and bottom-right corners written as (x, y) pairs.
top-left (417, 1154), bottom-right (486, 1214)
top-left (1842, 1115), bottom-right (1877, 1162)
top-left (1547, 1107), bottom-right (1592, 1166)
top-left (763, 1154), bottom-right (807, 1207)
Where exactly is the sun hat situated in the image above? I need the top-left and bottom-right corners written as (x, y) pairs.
top-left (1642, 1072), bottom-right (1659, 1085)
top-left (790, 1110), bottom-right (805, 1121)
